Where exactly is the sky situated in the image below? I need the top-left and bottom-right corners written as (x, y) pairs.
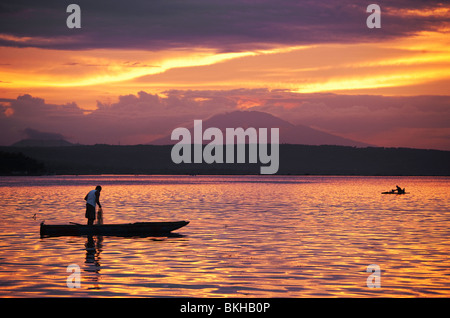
top-left (0, 0), bottom-right (449, 150)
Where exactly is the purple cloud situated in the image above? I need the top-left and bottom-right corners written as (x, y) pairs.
top-left (0, 0), bottom-right (448, 50)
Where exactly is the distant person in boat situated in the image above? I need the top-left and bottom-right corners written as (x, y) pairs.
top-left (85, 185), bottom-right (102, 225)
top-left (395, 185), bottom-right (405, 194)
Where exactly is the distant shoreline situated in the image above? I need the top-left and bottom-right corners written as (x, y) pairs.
top-left (1, 144), bottom-right (450, 176)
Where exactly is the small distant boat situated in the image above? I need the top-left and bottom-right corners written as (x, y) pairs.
top-left (381, 191), bottom-right (409, 195)
top-left (382, 185), bottom-right (408, 195)
top-left (40, 220), bottom-right (189, 237)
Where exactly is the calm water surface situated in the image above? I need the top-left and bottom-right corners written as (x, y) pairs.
top-left (0, 175), bottom-right (449, 297)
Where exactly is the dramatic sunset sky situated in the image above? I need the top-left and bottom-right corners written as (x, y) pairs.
top-left (1, 0), bottom-right (449, 150)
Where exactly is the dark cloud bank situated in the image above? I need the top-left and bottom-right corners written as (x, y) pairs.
top-left (1, 0), bottom-right (449, 50)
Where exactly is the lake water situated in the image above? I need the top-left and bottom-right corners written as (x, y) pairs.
top-left (0, 175), bottom-right (449, 297)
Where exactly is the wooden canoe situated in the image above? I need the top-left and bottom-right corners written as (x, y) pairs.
top-left (40, 220), bottom-right (189, 237)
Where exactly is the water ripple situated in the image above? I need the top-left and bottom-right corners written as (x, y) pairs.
top-left (0, 175), bottom-right (449, 297)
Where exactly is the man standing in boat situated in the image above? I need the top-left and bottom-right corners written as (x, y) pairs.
top-left (85, 186), bottom-right (102, 225)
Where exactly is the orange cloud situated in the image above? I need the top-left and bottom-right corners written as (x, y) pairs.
top-left (0, 26), bottom-right (449, 108)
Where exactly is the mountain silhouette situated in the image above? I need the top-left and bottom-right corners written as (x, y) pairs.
top-left (150, 110), bottom-right (371, 147)
top-left (11, 139), bottom-right (75, 147)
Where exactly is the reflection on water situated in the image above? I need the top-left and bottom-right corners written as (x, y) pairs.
top-left (84, 236), bottom-right (102, 290)
top-left (0, 175), bottom-right (449, 297)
